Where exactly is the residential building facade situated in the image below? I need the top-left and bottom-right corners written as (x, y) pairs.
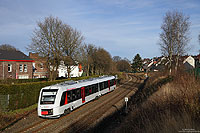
top-left (0, 50), bottom-right (34, 79)
top-left (58, 61), bottom-right (83, 78)
top-left (29, 53), bottom-right (49, 78)
top-left (183, 56), bottom-right (195, 70)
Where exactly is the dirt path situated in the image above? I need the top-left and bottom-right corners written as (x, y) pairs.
top-left (2, 74), bottom-right (143, 133)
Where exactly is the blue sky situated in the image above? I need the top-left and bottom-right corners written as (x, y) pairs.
top-left (0, 0), bottom-right (200, 60)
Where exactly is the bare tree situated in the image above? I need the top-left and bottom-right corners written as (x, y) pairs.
top-left (28, 16), bottom-right (84, 80)
top-left (159, 10), bottom-right (190, 74)
top-left (61, 25), bottom-right (84, 78)
top-left (113, 56), bottom-right (122, 62)
top-left (0, 44), bottom-right (18, 51)
top-left (78, 44), bottom-right (115, 75)
top-left (123, 57), bottom-right (131, 64)
top-left (173, 12), bottom-right (190, 71)
top-left (85, 44), bottom-right (97, 76)
top-left (112, 56), bottom-right (131, 72)
top-left (199, 34), bottom-right (200, 44)
top-left (28, 16), bottom-right (65, 80)
top-left (78, 44), bottom-right (97, 76)
top-left (199, 34), bottom-right (200, 54)
top-left (93, 48), bottom-right (112, 75)
top-left (117, 59), bottom-right (131, 72)
top-left (77, 44), bottom-right (88, 76)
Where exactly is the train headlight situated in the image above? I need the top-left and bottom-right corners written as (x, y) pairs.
top-left (49, 109), bottom-right (53, 115)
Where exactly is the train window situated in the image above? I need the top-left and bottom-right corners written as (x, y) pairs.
top-left (93, 85), bottom-right (96, 93)
top-left (95, 84), bottom-right (98, 92)
top-left (100, 82), bottom-right (104, 90)
top-left (85, 86), bottom-right (89, 96)
top-left (102, 81), bottom-right (105, 89)
top-left (92, 85), bottom-right (95, 93)
top-left (110, 79), bottom-right (115, 86)
top-left (64, 88), bottom-right (82, 104)
top-left (72, 90), bottom-right (77, 101)
top-left (60, 91), bottom-right (66, 106)
top-left (92, 84), bottom-right (97, 93)
top-left (99, 83), bottom-right (102, 90)
top-left (76, 88), bottom-right (81, 99)
top-left (40, 89), bottom-right (58, 104)
top-left (89, 85), bottom-right (92, 94)
top-left (104, 81), bottom-right (108, 89)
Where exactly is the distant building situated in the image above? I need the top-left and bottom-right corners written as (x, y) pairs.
top-left (183, 56), bottom-right (195, 70)
top-left (58, 61), bottom-right (83, 78)
top-left (143, 56), bottom-right (169, 72)
top-left (29, 53), bottom-right (48, 78)
top-left (194, 54), bottom-right (200, 68)
top-left (0, 50), bottom-right (34, 79)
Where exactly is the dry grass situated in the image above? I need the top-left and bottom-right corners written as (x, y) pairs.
top-left (115, 71), bottom-right (200, 133)
top-left (0, 104), bottom-right (37, 131)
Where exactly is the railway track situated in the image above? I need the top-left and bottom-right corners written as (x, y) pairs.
top-left (3, 74), bottom-right (143, 133)
top-left (62, 75), bottom-right (142, 133)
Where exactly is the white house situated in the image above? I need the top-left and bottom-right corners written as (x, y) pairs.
top-left (58, 61), bottom-right (83, 78)
top-left (183, 56), bottom-right (195, 69)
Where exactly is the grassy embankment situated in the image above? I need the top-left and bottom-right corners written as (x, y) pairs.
top-left (0, 104), bottom-right (37, 131)
top-left (115, 71), bottom-right (200, 133)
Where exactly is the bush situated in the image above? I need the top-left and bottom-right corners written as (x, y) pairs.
top-left (0, 80), bottom-right (64, 111)
top-left (0, 76), bottom-right (98, 111)
top-left (0, 78), bottom-right (48, 84)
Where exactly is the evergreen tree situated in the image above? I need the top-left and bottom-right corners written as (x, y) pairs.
top-left (131, 54), bottom-right (143, 72)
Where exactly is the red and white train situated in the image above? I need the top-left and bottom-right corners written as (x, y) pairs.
top-left (38, 76), bottom-right (116, 118)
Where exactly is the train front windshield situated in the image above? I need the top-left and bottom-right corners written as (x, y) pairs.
top-left (40, 89), bottom-right (58, 104)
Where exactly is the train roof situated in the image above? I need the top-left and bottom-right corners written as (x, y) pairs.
top-left (42, 75), bottom-right (115, 91)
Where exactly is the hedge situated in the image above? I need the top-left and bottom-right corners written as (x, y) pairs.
top-left (0, 78), bottom-right (49, 84)
top-left (0, 76), bottom-right (99, 111)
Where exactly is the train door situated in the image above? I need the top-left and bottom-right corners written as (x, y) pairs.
top-left (64, 91), bottom-right (68, 105)
top-left (108, 80), bottom-right (110, 91)
top-left (98, 83), bottom-right (101, 96)
top-left (81, 87), bottom-right (85, 103)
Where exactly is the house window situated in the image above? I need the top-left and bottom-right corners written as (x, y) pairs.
top-left (19, 64), bottom-right (23, 72)
top-left (41, 76), bottom-right (46, 78)
top-left (60, 61), bottom-right (64, 66)
top-left (24, 64), bottom-right (27, 72)
top-left (8, 64), bottom-right (12, 72)
top-left (40, 63), bottom-right (43, 69)
top-left (18, 75), bottom-right (28, 79)
top-left (38, 63), bottom-right (43, 69)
